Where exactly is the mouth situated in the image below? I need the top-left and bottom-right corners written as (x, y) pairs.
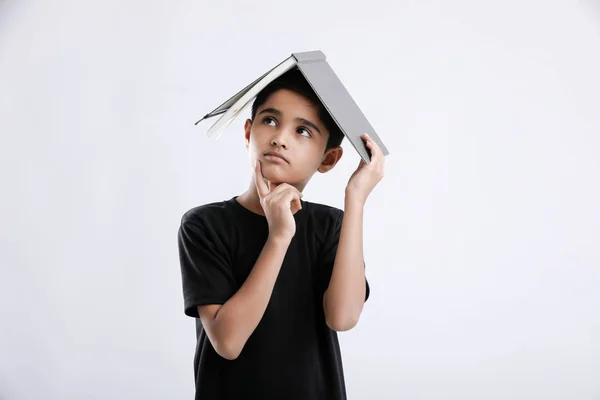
top-left (263, 152), bottom-right (289, 164)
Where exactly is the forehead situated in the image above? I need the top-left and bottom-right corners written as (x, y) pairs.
top-left (259, 89), bottom-right (321, 119)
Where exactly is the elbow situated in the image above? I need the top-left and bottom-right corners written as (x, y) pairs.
top-left (325, 312), bottom-right (360, 332)
top-left (323, 292), bottom-right (363, 332)
top-left (212, 337), bottom-right (243, 360)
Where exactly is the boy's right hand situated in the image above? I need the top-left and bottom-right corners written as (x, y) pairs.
top-left (254, 161), bottom-right (302, 240)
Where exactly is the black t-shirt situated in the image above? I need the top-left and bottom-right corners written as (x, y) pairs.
top-left (177, 196), bottom-right (370, 400)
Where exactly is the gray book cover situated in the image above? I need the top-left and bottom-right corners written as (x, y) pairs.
top-left (196, 50), bottom-right (389, 163)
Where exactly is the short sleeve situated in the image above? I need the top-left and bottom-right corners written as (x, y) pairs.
top-left (177, 217), bottom-right (237, 318)
top-left (318, 209), bottom-right (370, 302)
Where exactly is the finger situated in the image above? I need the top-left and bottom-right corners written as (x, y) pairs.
top-left (363, 133), bottom-right (383, 161)
top-left (363, 135), bottom-right (385, 178)
top-left (277, 190), bottom-right (302, 215)
top-left (361, 133), bottom-right (376, 163)
top-left (287, 191), bottom-right (303, 215)
top-left (271, 187), bottom-right (302, 209)
top-left (269, 183), bottom-right (303, 198)
top-left (254, 161), bottom-right (269, 197)
top-left (364, 142), bottom-right (384, 171)
top-left (291, 197), bottom-right (302, 215)
top-left (271, 187), bottom-right (302, 205)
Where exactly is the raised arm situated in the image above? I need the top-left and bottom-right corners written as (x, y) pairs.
top-left (324, 133), bottom-right (385, 331)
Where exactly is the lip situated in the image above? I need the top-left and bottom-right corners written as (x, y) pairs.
top-left (263, 152), bottom-right (289, 164)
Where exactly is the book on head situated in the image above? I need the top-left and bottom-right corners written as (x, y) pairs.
top-left (195, 50), bottom-right (389, 163)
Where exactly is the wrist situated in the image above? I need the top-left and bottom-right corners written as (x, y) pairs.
top-left (344, 191), bottom-right (366, 209)
top-left (267, 233), bottom-right (293, 247)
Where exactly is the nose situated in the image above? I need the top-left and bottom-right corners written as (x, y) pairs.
top-left (270, 129), bottom-right (290, 149)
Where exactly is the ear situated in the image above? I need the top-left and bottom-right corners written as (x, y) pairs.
top-left (244, 119), bottom-right (252, 148)
top-left (317, 146), bottom-right (343, 173)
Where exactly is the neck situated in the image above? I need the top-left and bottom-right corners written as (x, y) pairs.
top-left (236, 179), bottom-right (265, 216)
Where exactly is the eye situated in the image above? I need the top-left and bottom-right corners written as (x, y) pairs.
top-left (297, 127), bottom-right (311, 137)
top-left (262, 117), bottom-right (277, 126)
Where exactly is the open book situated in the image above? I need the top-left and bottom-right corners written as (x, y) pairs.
top-left (195, 50), bottom-right (389, 163)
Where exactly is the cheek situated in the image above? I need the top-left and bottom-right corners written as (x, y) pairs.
top-left (300, 151), bottom-right (325, 171)
top-left (246, 131), bottom-right (259, 148)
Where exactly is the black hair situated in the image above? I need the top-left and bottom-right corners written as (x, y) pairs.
top-left (250, 68), bottom-right (344, 150)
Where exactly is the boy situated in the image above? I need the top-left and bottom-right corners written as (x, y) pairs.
top-left (178, 68), bottom-right (385, 399)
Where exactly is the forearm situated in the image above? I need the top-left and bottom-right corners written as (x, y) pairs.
top-left (323, 198), bottom-right (366, 331)
top-left (213, 235), bottom-right (290, 358)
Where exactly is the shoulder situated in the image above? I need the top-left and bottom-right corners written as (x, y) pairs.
top-left (302, 200), bottom-right (344, 231)
top-left (304, 200), bottom-right (343, 219)
top-left (180, 198), bottom-right (235, 228)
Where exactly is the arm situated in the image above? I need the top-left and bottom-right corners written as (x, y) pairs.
top-left (323, 133), bottom-right (385, 332)
top-left (198, 235), bottom-right (291, 360)
top-left (199, 161), bottom-right (302, 360)
top-left (323, 199), bottom-right (366, 332)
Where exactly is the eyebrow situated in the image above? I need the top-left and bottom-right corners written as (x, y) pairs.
top-left (258, 107), bottom-right (322, 135)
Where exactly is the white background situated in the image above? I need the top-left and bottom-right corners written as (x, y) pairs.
top-left (1, 0), bottom-right (600, 399)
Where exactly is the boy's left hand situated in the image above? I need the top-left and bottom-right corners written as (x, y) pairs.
top-left (345, 133), bottom-right (385, 205)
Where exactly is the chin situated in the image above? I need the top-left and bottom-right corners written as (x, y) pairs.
top-left (261, 171), bottom-right (288, 185)
top-left (260, 165), bottom-right (295, 185)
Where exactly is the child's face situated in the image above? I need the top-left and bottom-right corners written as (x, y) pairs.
top-left (244, 89), bottom-right (342, 188)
